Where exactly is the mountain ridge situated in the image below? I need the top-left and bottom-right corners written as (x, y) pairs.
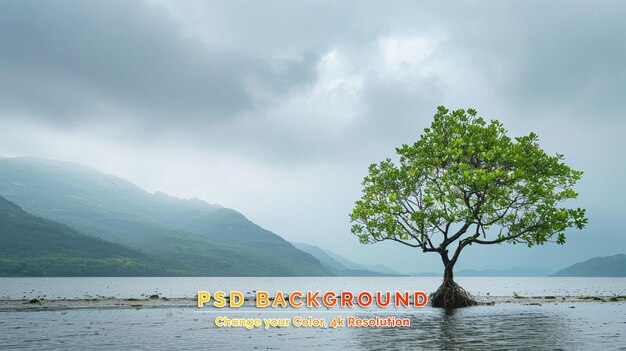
top-left (0, 156), bottom-right (332, 276)
top-left (552, 254), bottom-right (626, 277)
top-left (0, 195), bottom-right (172, 276)
top-left (292, 242), bottom-right (405, 276)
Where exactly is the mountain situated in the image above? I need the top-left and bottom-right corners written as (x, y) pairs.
top-left (323, 249), bottom-right (403, 275)
top-left (552, 254), bottom-right (626, 277)
top-left (292, 242), bottom-right (405, 276)
top-left (0, 157), bottom-right (331, 276)
top-left (455, 267), bottom-right (554, 277)
top-left (0, 195), bottom-right (169, 276)
top-left (410, 267), bottom-right (553, 277)
top-left (410, 272), bottom-right (441, 277)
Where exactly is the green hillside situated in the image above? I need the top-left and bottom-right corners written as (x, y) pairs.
top-left (0, 195), bottom-right (170, 276)
top-left (0, 157), bottom-right (331, 276)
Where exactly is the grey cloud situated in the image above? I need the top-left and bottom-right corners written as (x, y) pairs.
top-left (434, 1), bottom-right (626, 119)
top-left (0, 0), bottom-right (319, 128)
top-left (0, 0), bottom-right (625, 272)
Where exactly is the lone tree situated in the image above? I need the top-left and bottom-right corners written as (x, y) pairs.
top-left (350, 106), bottom-right (587, 309)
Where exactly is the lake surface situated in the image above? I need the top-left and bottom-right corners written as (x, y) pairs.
top-left (1, 277), bottom-right (625, 350)
top-left (2, 277), bottom-right (625, 299)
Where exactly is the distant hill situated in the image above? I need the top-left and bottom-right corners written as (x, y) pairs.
top-left (0, 157), bottom-right (331, 276)
top-left (410, 272), bottom-right (441, 277)
top-left (0, 195), bottom-right (169, 276)
top-left (292, 242), bottom-right (405, 276)
top-left (411, 267), bottom-right (553, 277)
top-left (322, 249), bottom-right (403, 275)
top-left (456, 267), bottom-right (554, 277)
top-left (552, 254), bottom-right (626, 277)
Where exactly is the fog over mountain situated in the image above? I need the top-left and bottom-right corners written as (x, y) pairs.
top-left (0, 157), bottom-right (332, 276)
top-left (1, 0), bottom-right (625, 273)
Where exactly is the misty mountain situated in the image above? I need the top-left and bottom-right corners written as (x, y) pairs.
top-left (410, 267), bottom-right (554, 277)
top-left (292, 242), bottom-right (405, 276)
top-left (322, 249), bottom-right (404, 276)
top-left (552, 254), bottom-right (626, 277)
top-left (410, 272), bottom-right (441, 277)
top-left (0, 157), bottom-right (331, 276)
top-left (0, 195), bottom-right (169, 276)
top-left (455, 267), bottom-right (554, 277)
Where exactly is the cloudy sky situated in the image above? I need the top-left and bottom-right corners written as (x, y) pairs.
top-left (1, 0), bottom-right (625, 273)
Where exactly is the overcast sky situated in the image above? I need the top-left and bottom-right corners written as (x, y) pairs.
top-left (1, 0), bottom-right (625, 273)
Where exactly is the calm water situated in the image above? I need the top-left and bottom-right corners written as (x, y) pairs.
top-left (1, 277), bottom-right (625, 350)
top-left (2, 277), bottom-right (625, 299)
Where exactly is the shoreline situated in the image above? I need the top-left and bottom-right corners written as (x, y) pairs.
top-left (1, 295), bottom-right (625, 312)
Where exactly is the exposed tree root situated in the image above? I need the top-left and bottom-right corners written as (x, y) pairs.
top-left (430, 279), bottom-right (477, 309)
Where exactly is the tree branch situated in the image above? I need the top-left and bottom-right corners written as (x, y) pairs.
top-left (443, 222), bottom-right (472, 247)
top-left (473, 224), bottom-right (543, 245)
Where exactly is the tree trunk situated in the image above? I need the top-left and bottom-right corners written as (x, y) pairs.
top-left (430, 253), bottom-right (476, 309)
top-left (443, 263), bottom-right (454, 282)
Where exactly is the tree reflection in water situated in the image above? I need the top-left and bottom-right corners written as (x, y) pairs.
top-left (351, 305), bottom-right (581, 350)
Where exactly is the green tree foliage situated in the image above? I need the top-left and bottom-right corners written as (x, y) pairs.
top-left (350, 106), bottom-right (587, 307)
